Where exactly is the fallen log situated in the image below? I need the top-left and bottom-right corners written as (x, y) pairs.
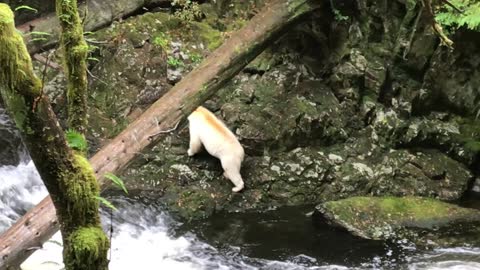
top-left (0, 0), bottom-right (321, 268)
top-left (18, 0), bottom-right (170, 54)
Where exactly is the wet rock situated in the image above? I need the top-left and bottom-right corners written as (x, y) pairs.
top-left (313, 196), bottom-right (480, 240)
top-left (167, 68), bottom-right (183, 84)
top-left (219, 74), bottom-right (350, 154)
top-left (367, 149), bottom-right (472, 200)
top-left (0, 108), bottom-right (26, 166)
top-left (417, 31), bottom-right (480, 117)
top-left (6, 0), bottom-right (55, 25)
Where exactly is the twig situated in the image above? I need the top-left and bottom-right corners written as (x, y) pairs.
top-left (109, 208), bottom-right (113, 261)
top-left (81, 0), bottom-right (88, 26)
top-left (85, 38), bottom-right (110, 44)
top-left (441, 0), bottom-right (463, 13)
top-left (32, 51), bottom-right (53, 111)
top-left (148, 120), bottom-right (181, 140)
top-left (33, 54), bottom-right (60, 70)
top-left (86, 68), bottom-right (109, 85)
top-left (422, 0), bottom-right (453, 48)
top-left (403, 5), bottom-right (424, 59)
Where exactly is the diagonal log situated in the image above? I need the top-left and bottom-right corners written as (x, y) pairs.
top-left (0, 0), bottom-right (321, 268)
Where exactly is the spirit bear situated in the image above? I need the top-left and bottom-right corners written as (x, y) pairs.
top-left (187, 106), bottom-right (245, 192)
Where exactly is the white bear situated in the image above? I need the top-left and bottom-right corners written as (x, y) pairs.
top-left (187, 106), bottom-right (245, 192)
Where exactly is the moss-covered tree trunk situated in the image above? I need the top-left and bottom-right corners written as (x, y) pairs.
top-left (56, 0), bottom-right (89, 135)
top-left (0, 4), bottom-right (109, 270)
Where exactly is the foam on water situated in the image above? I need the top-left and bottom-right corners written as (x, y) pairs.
top-left (0, 161), bottom-right (45, 230)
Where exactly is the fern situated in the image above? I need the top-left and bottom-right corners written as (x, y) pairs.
top-left (436, 0), bottom-right (480, 31)
top-left (95, 196), bottom-right (118, 211)
top-left (14, 5), bottom-right (38, 13)
top-left (65, 129), bottom-right (88, 152)
top-left (104, 172), bottom-right (128, 194)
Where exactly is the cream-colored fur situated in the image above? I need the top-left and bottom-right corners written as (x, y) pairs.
top-left (187, 106), bottom-right (245, 192)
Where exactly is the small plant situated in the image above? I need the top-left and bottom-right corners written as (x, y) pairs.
top-left (152, 32), bottom-right (170, 49)
top-left (329, 0), bottom-right (349, 22)
top-left (97, 173), bottom-right (128, 211)
top-left (190, 52), bottom-right (203, 64)
top-left (172, 0), bottom-right (202, 23)
top-left (96, 196), bottom-right (118, 210)
top-left (167, 56), bottom-right (184, 68)
top-left (332, 9), bottom-right (349, 22)
top-left (104, 172), bottom-right (128, 194)
top-left (436, 0), bottom-right (480, 31)
top-left (65, 129), bottom-right (88, 152)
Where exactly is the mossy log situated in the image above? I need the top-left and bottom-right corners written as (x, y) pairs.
top-left (17, 0), bottom-right (171, 54)
top-left (0, 4), bottom-right (108, 270)
top-left (0, 0), bottom-right (321, 267)
top-left (56, 0), bottom-right (89, 135)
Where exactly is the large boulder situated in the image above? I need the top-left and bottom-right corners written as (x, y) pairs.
top-left (313, 196), bottom-right (480, 241)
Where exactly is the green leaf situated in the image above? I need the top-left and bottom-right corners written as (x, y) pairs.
top-left (29, 31), bottom-right (51, 36)
top-left (14, 5), bottom-right (38, 13)
top-left (436, 0), bottom-right (480, 31)
top-left (104, 172), bottom-right (128, 194)
top-left (29, 37), bottom-right (48, 42)
top-left (95, 196), bottom-right (118, 211)
top-left (65, 129), bottom-right (87, 152)
top-left (87, 57), bottom-right (100, 62)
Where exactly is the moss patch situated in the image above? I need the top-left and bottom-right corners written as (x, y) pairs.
top-left (316, 196), bottom-right (480, 240)
top-left (65, 226), bottom-right (109, 270)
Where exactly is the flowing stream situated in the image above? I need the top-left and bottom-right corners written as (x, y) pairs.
top-left (2, 161), bottom-right (480, 270)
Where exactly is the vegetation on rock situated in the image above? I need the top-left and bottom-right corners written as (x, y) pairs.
top-left (314, 196), bottom-right (480, 240)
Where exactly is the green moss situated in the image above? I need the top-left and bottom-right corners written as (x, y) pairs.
top-left (57, 0), bottom-right (89, 133)
top-left (0, 3), bottom-right (14, 24)
top-left (287, 0), bottom-right (317, 19)
top-left (454, 118), bottom-right (480, 155)
top-left (69, 227), bottom-right (108, 257)
top-left (61, 154), bottom-right (101, 226)
top-left (168, 188), bottom-right (216, 220)
top-left (465, 140), bottom-right (480, 153)
top-left (191, 21), bottom-right (223, 50)
top-left (320, 196), bottom-right (480, 239)
top-left (0, 4), bottom-right (42, 134)
top-left (459, 118), bottom-right (480, 138)
top-left (66, 226), bottom-right (109, 269)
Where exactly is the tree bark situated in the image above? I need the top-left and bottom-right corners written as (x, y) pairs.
top-left (56, 0), bottom-right (89, 135)
top-left (0, 4), bottom-right (108, 270)
top-left (0, 0), bottom-right (321, 268)
top-left (18, 0), bottom-right (170, 54)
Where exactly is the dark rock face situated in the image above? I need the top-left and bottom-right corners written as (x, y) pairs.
top-left (36, 0), bottom-right (480, 220)
top-left (0, 108), bottom-right (26, 166)
top-left (6, 0), bottom-right (56, 25)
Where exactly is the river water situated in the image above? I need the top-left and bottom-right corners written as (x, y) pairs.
top-left (1, 161), bottom-right (480, 270)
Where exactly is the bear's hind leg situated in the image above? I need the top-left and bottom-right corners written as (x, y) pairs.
top-left (221, 157), bottom-right (244, 192)
top-left (187, 124), bottom-right (202, 156)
